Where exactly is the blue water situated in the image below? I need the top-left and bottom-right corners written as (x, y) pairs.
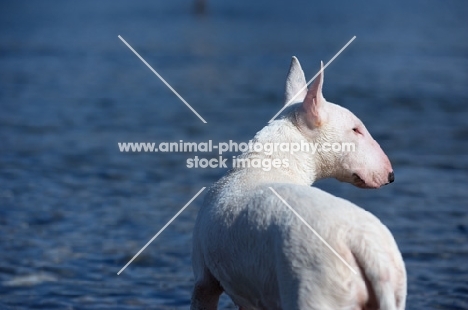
top-left (1, 0), bottom-right (467, 309)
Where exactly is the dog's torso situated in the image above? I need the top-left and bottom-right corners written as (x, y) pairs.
top-left (192, 169), bottom-right (406, 310)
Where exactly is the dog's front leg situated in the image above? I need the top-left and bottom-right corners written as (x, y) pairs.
top-left (190, 277), bottom-right (223, 310)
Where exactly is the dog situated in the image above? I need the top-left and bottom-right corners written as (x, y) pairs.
top-left (191, 57), bottom-right (407, 310)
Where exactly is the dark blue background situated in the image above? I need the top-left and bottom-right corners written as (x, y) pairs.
top-left (1, 1), bottom-right (467, 309)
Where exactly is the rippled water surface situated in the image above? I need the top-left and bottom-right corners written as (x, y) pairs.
top-left (1, 0), bottom-right (467, 309)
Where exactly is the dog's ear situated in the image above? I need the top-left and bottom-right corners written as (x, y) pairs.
top-left (284, 56), bottom-right (307, 106)
top-left (303, 61), bottom-right (326, 126)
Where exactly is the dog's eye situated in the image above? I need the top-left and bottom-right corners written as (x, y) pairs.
top-left (352, 127), bottom-right (361, 135)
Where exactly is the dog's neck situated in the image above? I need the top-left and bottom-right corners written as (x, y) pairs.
top-left (234, 115), bottom-right (328, 186)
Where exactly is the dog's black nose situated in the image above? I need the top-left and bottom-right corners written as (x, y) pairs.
top-left (388, 171), bottom-right (395, 183)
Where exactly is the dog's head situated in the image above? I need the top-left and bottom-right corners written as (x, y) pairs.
top-left (284, 57), bottom-right (394, 189)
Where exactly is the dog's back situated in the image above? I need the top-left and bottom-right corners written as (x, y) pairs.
top-left (192, 174), bottom-right (406, 310)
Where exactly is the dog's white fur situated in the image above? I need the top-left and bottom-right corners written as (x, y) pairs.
top-left (191, 57), bottom-right (407, 310)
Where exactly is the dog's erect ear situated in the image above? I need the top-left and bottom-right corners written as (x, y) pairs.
top-left (303, 61), bottom-right (325, 126)
top-left (284, 56), bottom-right (307, 106)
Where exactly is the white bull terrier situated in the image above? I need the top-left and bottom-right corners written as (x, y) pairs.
top-left (191, 57), bottom-right (407, 310)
